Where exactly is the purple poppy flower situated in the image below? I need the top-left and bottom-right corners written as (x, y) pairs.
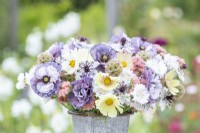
top-left (48, 42), bottom-right (64, 59)
top-left (110, 30), bottom-right (130, 46)
top-left (30, 62), bottom-right (61, 98)
top-left (152, 38), bottom-right (168, 46)
top-left (90, 44), bottom-right (116, 71)
top-left (67, 38), bottom-right (91, 50)
top-left (68, 77), bottom-right (93, 109)
top-left (90, 44), bottom-right (116, 63)
top-left (130, 37), bottom-right (157, 56)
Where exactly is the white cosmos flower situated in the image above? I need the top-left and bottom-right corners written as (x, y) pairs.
top-left (11, 99), bottom-right (32, 118)
top-left (50, 113), bottom-right (68, 133)
top-left (0, 75), bottom-right (14, 101)
top-left (131, 84), bottom-right (149, 104)
top-left (146, 58), bottom-right (167, 78)
top-left (2, 57), bottom-right (23, 74)
top-left (116, 52), bottom-right (132, 69)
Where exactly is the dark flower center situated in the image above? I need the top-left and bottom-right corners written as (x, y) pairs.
top-left (84, 65), bottom-right (90, 73)
top-left (43, 76), bottom-right (50, 83)
top-left (101, 55), bottom-right (109, 62)
top-left (165, 95), bottom-right (174, 103)
top-left (120, 37), bottom-right (126, 46)
top-left (140, 46), bottom-right (145, 50)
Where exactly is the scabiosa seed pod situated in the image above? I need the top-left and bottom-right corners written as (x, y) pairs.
top-left (105, 60), bottom-right (122, 76)
top-left (37, 52), bottom-right (53, 64)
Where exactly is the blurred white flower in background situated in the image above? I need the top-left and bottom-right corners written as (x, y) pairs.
top-left (45, 12), bottom-right (80, 42)
top-left (16, 73), bottom-right (28, 90)
top-left (174, 103), bottom-right (185, 112)
top-left (26, 125), bottom-right (41, 133)
top-left (0, 112), bottom-right (4, 122)
top-left (150, 8), bottom-right (161, 20)
top-left (0, 75), bottom-right (14, 101)
top-left (28, 88), bottom-right (43, 106)
top-left (25, 28), bottom-right (43, 56)
top-left (163, 6), bottom-right (183, 19)
top-left (40, 100), bottom-right (57, 115)
top-left (2, 57), bottom-right (23, 74)
top-left (186, 84), bottom-right (198, 95)
top-left (26, 125), bottom-right (52, 133)
top-left (11, 99), bottom-right (32, 118)
top-left (50, 113), bottom-right (69, 133)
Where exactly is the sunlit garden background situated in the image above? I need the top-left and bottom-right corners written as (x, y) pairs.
top-left (0, 0), bottom-right (200, 133)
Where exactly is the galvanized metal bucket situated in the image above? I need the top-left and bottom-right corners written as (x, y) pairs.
top-left (68, 111), bottom-right (131, 133)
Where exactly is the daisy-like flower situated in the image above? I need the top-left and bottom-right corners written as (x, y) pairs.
top-left (165, 70), bottom-right (181, 95)
top-left (94, 72), bottom-right (119, 91)
top-left (62, 48), bottom-right (93, 74)
top-left (95, 94), bottom-right (123, 118)
top-left (30, 62), bottom-right (61, 98)
top-left (116, 52), bottom-right (132, 69)
top-left (131, 84), bottom-right (149, 104)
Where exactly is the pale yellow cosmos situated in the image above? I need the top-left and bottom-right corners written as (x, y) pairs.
top-left (95, 94), bottom-right (123, 118)
top-left (116, 52), bottom-right (132, 68)
top-left (165, 70), bottom-right (181, 95)
top-left (95, 72), bottom-right (119, 91)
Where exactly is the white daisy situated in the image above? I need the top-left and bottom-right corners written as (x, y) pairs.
top-left (116, 52), bottom-right (132, 69)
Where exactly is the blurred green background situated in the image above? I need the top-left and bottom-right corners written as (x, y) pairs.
top-left (0, 0), bottom-right (200, 133)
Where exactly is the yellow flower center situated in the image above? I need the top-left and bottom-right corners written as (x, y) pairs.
top-left (43, 76), bottom-right (50, 83)
top-left (104, 76), bottom-right (111, 85)
top-left (69, 60), bottom-right (76, 68)
top-left (102, 55), bottom-right (108, 62)
top-left (121, 61), bottom-right (127, 68)
top-left (105, 98), bottom-right (113, 106)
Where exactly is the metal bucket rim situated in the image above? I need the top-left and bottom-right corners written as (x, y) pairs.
top-left (68, 110), bottom-right (133, 117)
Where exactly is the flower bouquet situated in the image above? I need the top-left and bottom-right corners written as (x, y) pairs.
top-left (17, 31), bottom-right (186, 133)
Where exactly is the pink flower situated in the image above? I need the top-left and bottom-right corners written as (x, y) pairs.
top-left (132, 74), bottom-right (140, 86)
top-left (169, 120), bottom-right (182, 133)
top-left (155, 44), bottom-right (167, 56)
top-left (132, 56), bottom-right (145, 76)
top-left (58, 81), bottom-right (71, 103)
top-left (82, 98), bottom-right (95, 111)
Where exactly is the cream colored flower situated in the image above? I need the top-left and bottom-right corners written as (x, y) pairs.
top-left (165, 70), bottom-right (181, 95)
top-left (116, 52), bottom-right (132, 68)
top-left (95, 72), bottom-right (119, 91)
top-left (95, 94), bottom-right (123, 118)
top-left (62, 48), bottom-right (93, 74)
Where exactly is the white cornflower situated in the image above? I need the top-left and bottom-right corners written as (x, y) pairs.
top-left (131, 84), bottom-right (149, 104)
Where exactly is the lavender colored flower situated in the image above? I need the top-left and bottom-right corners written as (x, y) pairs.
top-left (30, 62), bottom-right (61, 98)
top-left (67, 38), bottom-right (91, 50)
top-left (130, 37), bottom-right (157, 56)
top-left (48, 42), bottom-right (64, 59)
top-left (77, 61), bottom-right (98, 78)
top-left (68, 77), bottom-right (93, 109)
top-left (110, 30), bottom-right (130, 46)
top-left (143, 69), bottom-right (162, 102)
